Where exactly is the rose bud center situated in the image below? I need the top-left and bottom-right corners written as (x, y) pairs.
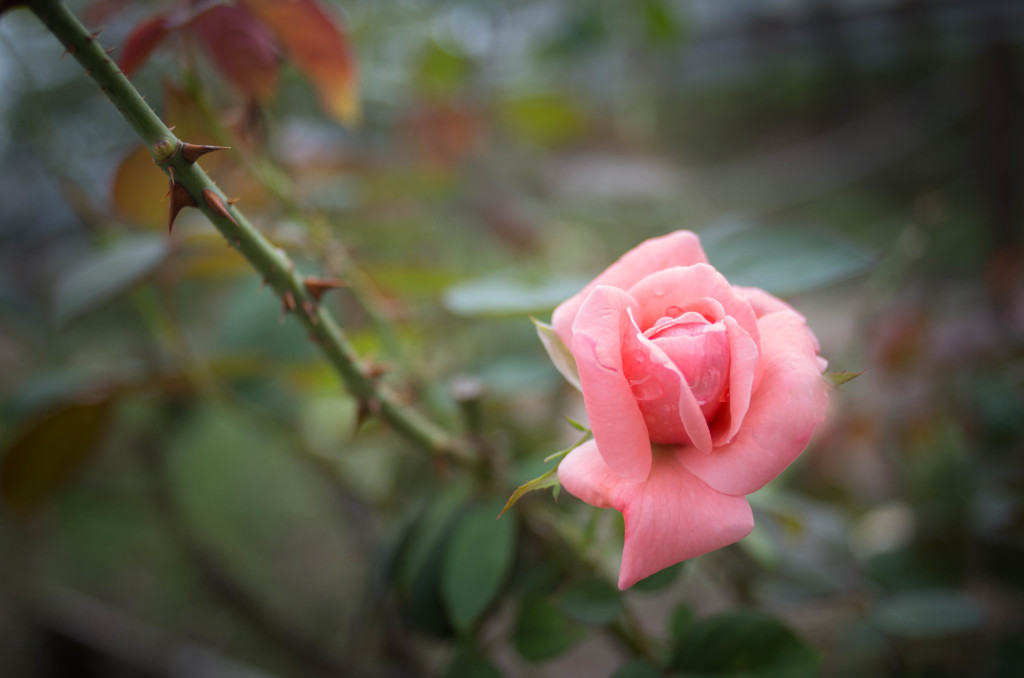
top-left (626, 310), bottom-right (731, 445)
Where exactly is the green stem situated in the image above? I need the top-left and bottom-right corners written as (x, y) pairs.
top-left (26, 0), bottom-right (469, 461)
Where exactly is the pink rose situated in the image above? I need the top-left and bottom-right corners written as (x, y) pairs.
top-left (543, 231), bottom-right (829, 589)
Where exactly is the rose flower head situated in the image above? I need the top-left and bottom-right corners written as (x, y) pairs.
top-left (541, 231), bottom-right (829, 589)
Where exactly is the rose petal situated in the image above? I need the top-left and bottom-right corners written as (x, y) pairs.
top-left (710, 316), bottom-right (759, 445)
top-left (559, 441), bottom-right (755, 589)
top-left (679, 311), bottom-right (828, 496)
top-left (572, 286), bottom-right (652, 482)
top-left (623, 316), bottom-right (714, 453)
top-left (735, 285), bottom-right (803, 320)
top-left (552, 231), bottom-right (708, 347)
top-left (627, 264), bottom-right (760, 349)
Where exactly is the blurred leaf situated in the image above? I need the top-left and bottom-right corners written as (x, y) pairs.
top-left (243, 0), bottom-right (360, 124)
top-left (871, 591), bottom-right (984, 639)
top-left (643, 0), bottom-right (683, 45)
top-left (415, 40), bottom-right (472, 100)
top-left (633, 562), bottom-right (683, 592)
top-left (669, 611), bottom-right (818, 678)
top-left (393, 485), bottom-right (470, 637)
top-left (112, 145), bottom-right (167, 229)
top-left (827, 370), bottom-right (865, 387)
top-left (445, 646), bottom-right (503, 678)
top-left (612, 659), bottom-right (662, 678)
top-left (499, 465), bottom-right (559, 518)
top-left (53, 234), bottom-right (169, 326)
top-left (533, 318), bottom-right (581, 391)
top-left (214, 280), bottom-right (319, 363)
top-left (559, 577), bottom-right (621, 625)
top-left (541, 6), bottom-right (605, 58)
top-left (1, 394), bottom-right (115, 518)
top-left (441, 500), bottom-right (517, 634)
top-left (670, 604), bottom-right (695, 637)
top-left (513, 597), bottom-right (584, 662)
top-left (193, 5), bottom-right (279, 102)
top-left (701, 221), bottom-right (876, 297)
top-left (119, 13), bottom-right (171, 77)
top-left (443, 274), bottom-right (587, 317)
top-left (500, 94), bottom-right (586, 147)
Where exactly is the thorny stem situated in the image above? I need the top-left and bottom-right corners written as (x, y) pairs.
top-left (25, 0), bottom-right (471, 462)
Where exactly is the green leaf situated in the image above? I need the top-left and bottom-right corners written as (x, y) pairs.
top-left (500, 93), bottom-right (586, 147)
top-left (633, 562), bottom-right (684, 592)
top-left (701, 221), bottom-right (876, 297)
top-left (669, 611), bottom-right (818, 678)
top-left (499, 465), bottom-right (559, 518)
top-left (826, 370), bottom-right (865, 387)
top-left (443, 274), bottom-right (587, 318)
top-left (1, 394), bottom-right (115, 518)
top-left (441, 500), bottom-right (518, 634)
top-left (533, 318), bottom-right (582, 391)
top-left (416, 40), bottom-right (472, 99)
top-left (612, 659), bottom-right (662, 678)
top-left (52, 234), bottom-right (169, 325)
top-left (393, 485), bottom-right (470, 637)
top-left (563, 416), bottom-right (589, 432)
top-left (513, 597), bottom-right (584, 662)
top-left (559, 578), bottom-right (621, 625)
top-left (669, 604), bottom-right (695, 638)
top-left (871, 591), bottom-right (984, 639)
top-left (444, 646), bottom-right (503, 678)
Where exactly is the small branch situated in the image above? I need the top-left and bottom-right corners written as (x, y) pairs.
top-left (25, 0), bottom-right (469, 462)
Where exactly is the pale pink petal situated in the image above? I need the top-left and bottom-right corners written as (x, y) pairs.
top-left (552, 231), bottom-right (708, 346)
top-left (735, 285), bottom-right (803, 320)
top-left (648, 319), bottom-right (730, 415)
top-left (710, 316), bottom-right (759, 445)
top-left (558, 443), bottom-right (755, 590)
top-left (623, 323), bottom-right (714, 453)
top-left (627, 265), bottom-right (760, 348)
top-left (557, 439), bottom-right (619, 509)
top-left (617, 453), bottom-right (753, 589)
top-left (679, 311), bottom-right (828, 496)
top-left (572, 286), bottom-right (652, 482)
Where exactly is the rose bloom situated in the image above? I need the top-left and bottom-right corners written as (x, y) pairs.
top-left (547, 231), bottom-right (829, 589)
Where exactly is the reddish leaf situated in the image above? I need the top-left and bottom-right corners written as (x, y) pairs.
top-left (0, 395), bottom-right (115, 519)
top-left (119, 13), bottom-right (172, 77)
top-left (192, 5), bottom-right (280, 102)
top-left (242, 0), bottom-right (359, 124)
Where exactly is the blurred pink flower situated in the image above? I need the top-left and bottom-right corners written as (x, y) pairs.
top-left (548, 231), bottom-right (829, 588)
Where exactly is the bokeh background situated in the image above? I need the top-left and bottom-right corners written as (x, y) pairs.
top-left (1, 0), bottom-right (1022, 676)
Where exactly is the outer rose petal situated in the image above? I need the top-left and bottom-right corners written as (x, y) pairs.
top-left (559, 441), bottom-right (754, 589)
top-left (552, 231), bottom-right (708, 347)
top-left (572, 286), bottom-right (652, 482)
top-left (679, 310), bottom-right (828, 496)
top-left (735, 285), bottom-right (803, 320)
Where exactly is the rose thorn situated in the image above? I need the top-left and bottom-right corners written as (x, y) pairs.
top-left (181, 142), bottom-right (230, 165)
top-left (168, 181), bottom-right (196, 234)
top-left (303, 276), bottom-right (346, 303)
top-left (201, 189), bottom-right (237, 225)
